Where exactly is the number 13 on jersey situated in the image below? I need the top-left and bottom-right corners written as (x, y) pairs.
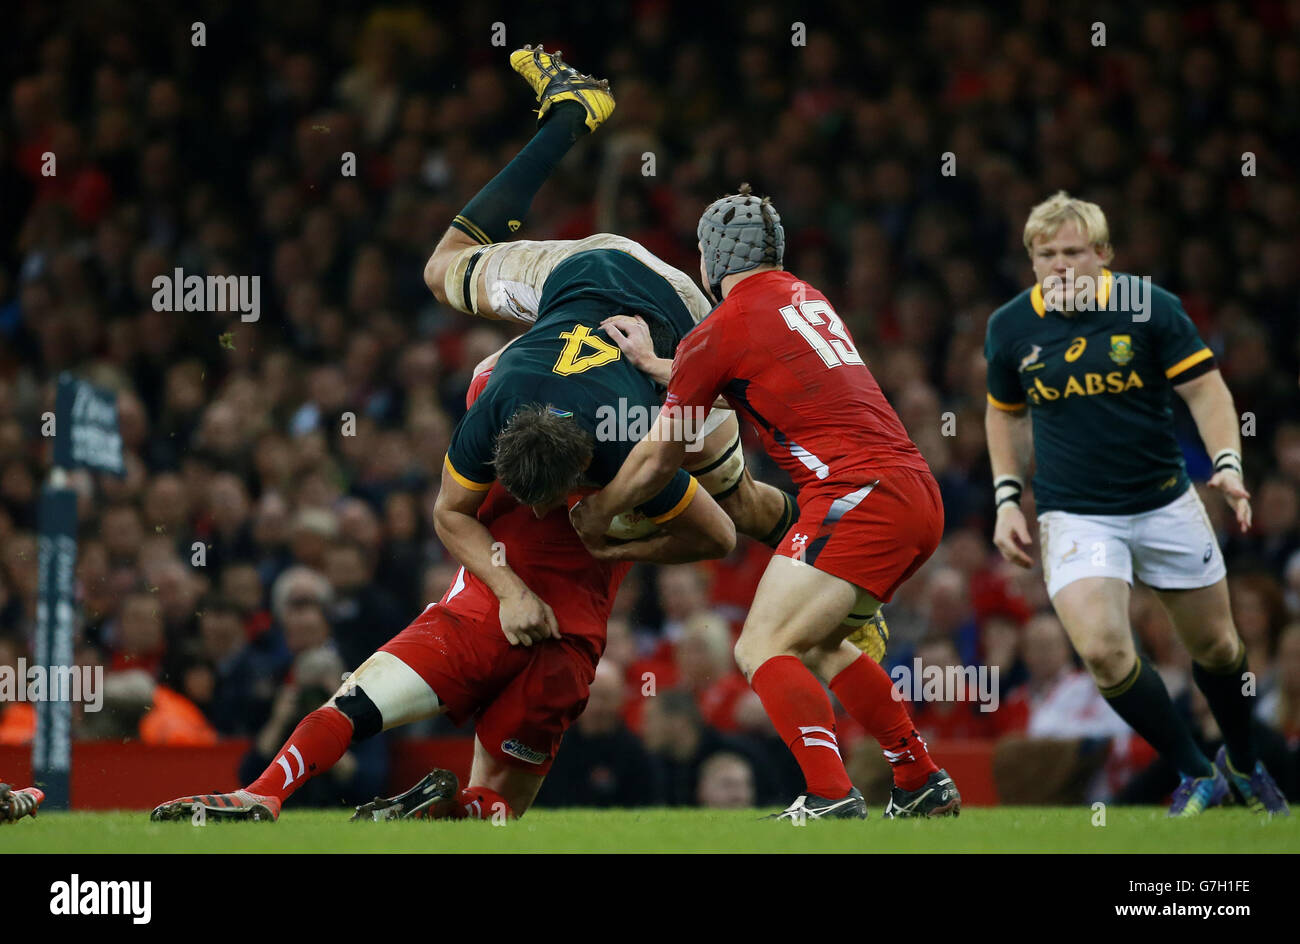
top-left (779, 300), bottom-right (864, 368)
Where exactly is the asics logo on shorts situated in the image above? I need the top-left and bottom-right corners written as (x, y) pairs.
top-left (501, 738), bottom-right (548, 765)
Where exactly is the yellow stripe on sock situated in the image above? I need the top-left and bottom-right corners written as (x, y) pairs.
top-left (452, 215), bottom-right (493, 246)
top-left (1099, 656), bottom-right (1142, 698)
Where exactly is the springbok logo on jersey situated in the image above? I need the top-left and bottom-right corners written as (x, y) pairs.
top-left (1109, 335), bottom-right (1134, 365)
top-left (1019, 344), bottom-right (1043, 372)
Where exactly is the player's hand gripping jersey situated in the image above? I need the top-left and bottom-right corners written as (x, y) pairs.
top-left (984, 270), bottom-right (1216, 515)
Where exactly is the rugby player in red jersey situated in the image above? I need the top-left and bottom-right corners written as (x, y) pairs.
top-left (150, 353), bottom-right (735, 824)
top-left (573, 186), bottom-right (961, 819)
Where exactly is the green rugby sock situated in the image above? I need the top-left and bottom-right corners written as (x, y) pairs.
top-left (1100, 656), bottom-right (1214, 779)
top-left (452, 101), bottom-right (588, 245)
top-left (1192, 642), bottom-right (1255, 771)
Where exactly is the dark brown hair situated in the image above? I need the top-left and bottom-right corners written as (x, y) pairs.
top-left (493, 404), bottom-right (594, 507)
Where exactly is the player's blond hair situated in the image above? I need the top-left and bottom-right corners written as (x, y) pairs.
top-left (1022, 191), bottom-right (1114, 262)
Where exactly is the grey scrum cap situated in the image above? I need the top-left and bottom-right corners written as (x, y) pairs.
top-left (697, 183), bottom-right (784, 298)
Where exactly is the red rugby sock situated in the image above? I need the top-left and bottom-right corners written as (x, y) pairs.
top-left (444, 786), bottom-right (514, 820)
top-left (830, 654), bottom-right (938, 791)
top-left (246, 706), bottom-right (353, 802)
top-left (751, 655), bottom-right (854, 799)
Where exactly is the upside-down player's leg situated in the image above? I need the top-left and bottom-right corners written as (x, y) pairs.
top-left (424, 47), bottom-right (616, 320)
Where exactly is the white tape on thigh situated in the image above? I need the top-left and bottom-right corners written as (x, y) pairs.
top-left (333, 651), bottom-right (441, 730)
top-left (481, 239), bottom-right (584, 324)
top-left (444, 245), bottom-right (489, 316)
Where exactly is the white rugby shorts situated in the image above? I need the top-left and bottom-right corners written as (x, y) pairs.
top-left (1038, 486), bottom-right (1226, 598)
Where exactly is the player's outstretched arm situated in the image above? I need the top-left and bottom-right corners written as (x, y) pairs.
top-left (433, 462), bottom-right (559, 646)
top-left (985, 400), bottom-right (1035, 568)
top-left (584, 478), bottom-right (735, 564)
top-left (1175, 369), bottom-right (1252, 532)
top-left (570, 411), bottom-right (687, 543)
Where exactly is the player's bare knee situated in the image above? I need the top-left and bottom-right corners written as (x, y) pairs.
top-left (733, 634), bottom-right (761, 680)
top-left (1192, 631), bottom-right (1242, 671)
top-left (1077, 642), bottom-right (1131, 688)
top-left (425, 228), bottom-right (477, 303)
top-left (425, 249), bottom-right (451, 303)
top-left (734, 629), bottom-right (797, 680)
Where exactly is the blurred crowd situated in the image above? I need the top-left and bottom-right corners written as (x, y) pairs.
top-left (1, 1), bottom-right (1299, 808)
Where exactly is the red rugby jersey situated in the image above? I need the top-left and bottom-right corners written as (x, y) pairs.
top-left (664, 271), bottom-right (930, 493)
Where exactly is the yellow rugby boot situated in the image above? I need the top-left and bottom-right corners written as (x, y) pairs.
top-left (846, 609), bottom-right (890, 663)
top-left (509, 44), bottom-right (614, 132)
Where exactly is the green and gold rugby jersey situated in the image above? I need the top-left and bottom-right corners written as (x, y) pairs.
top-left (985, 270), bottom-right (1217, 516)
top-left (446, 248), bottom-right (700, 523)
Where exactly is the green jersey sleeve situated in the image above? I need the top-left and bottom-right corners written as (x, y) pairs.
top-left (634, 468), bottom-right (698, 524)
top-left (1154, 292), bottom-right (1215, 384)
top-left (984, 316), bottom-right (1027, 411)
top-left (445, 399), bottom-right (498, 490)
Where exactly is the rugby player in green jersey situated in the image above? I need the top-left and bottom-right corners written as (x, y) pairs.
top-left (421, 47), bottom-right (801, 647)
top-left (985, 192), bottom-right (1288, 816)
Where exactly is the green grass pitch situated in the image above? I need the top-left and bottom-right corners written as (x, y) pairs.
top-left (7, 807), bottom-right (1297, 853)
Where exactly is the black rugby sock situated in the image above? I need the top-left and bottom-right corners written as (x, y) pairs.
top-left (1192, 642), bottom-right (1256, 772)
top-left (452, 101), bottom-right (588, 245)
top-left (760, 490), bottom-right (799, 548)
top-left (1100, 656), bottom-right (1214, 779)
